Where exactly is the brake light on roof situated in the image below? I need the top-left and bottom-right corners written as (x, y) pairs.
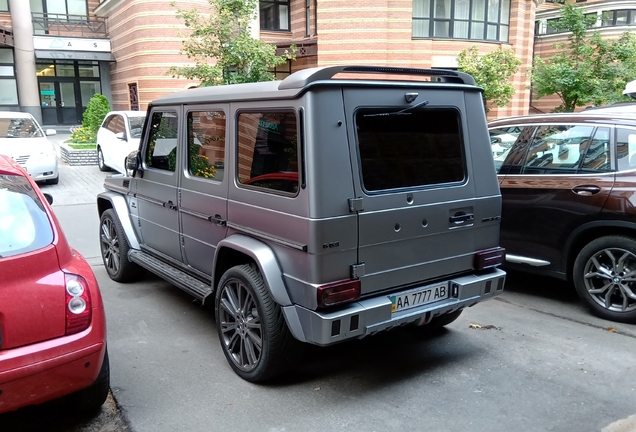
top-left (474, 247), bottom-right (506, 270)
top-left (317, 279), bottom-right (361, 308)
top-left (65, 273), bottom-right (92, 335)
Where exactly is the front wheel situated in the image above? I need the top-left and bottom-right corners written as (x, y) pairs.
top-left (215, 264), bottom-right (300, 382)
top-left (99, 209), bottom-right (141, 282)
top-left (573, 235), bottom-right (636, 323)
top-left (97, 147), bottom-right (110, 172)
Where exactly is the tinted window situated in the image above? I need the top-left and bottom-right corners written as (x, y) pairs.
top-left (146, 111), bottom-right (178, 172)
top-left (106, 115), bottom-right (125, 135)
top-left (489, 125), bottom-right (525, 172)
top-left (236, 111), bottom-right (298, 194)
top-left (355, 108), bottom-right (464, 191)
top-left (522, 125), bottom-right (593, 174)
top-left (496, 125), bottom-right (535, 175)
top-left (616, 127), bottom-right (636, 171)
top-left (0, 174), bottom-right (53, 257)
top-left (128, 116), bottom-right (145, 139)
top-left (580, 127), bottom-right (611, 172)
top-left (187, 110), bottom-right (225, 181)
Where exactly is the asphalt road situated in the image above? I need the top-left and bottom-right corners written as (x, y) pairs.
top-left (1, 161), bottom-right (636, 432)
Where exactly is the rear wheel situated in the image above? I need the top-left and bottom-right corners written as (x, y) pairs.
top-left (99, 209), bottom-right (141, 282)
top-left (573, 235), bottom-right (636, 323)
top-left (97, 147), bottom-right (110, 172)
top-left (47, 175), bottom-right (59, 185)
top-left (68, 349), bottom-right (110, 413)
top-left (215, 264), bottom-right (301, 382)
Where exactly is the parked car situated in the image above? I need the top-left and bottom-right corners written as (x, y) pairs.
top-left (98, 65), bottom-right (506, 382)
top-left (489, 112), bottom-right (636, 323)
top-left (582, 102), bottom-right (636, 116)
top-left (97, 110), bottom-right (146, 174)
top-left (0, 111), bottom-right (59, 184)
top-left (0, 154), bottom-right (109, 414)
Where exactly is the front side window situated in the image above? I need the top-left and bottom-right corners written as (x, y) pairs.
top-left (105, 115), bottom-right (125, 135)
top-left (0, 174), bottom-right (53, 258)
top-left (355, 108), bottom-right (465, 191)
top-left (237, 110), bottom-right (298, 194)
top-left (187, 111), bottom-right (225, 181)
top-left (413, 0), bottom-right (510, 42)
top-left (260, 0), bottom-right (290, 31)
top-left (146, 111), bottom-right (178, 172)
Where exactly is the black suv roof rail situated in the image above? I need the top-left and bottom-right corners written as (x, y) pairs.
top-left (278, 65), bottom-right (476, 90)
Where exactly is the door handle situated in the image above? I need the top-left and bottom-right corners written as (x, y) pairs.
top-left (450, 212), bottom-right (474, 223)
top-left (210, 214), bottom-right (227, 226)
top-left (163, 200), bottom-right (177, 210)
top-left (572, 185), bottom-right (601, 196)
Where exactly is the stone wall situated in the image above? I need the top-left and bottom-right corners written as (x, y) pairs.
top-left (60, 143), bottom-right (98, 166)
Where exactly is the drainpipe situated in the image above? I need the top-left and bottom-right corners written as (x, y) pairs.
top-left (8, 0), bottom-right (41, 124)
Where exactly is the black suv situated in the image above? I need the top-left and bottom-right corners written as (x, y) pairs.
top-left (489, 112), bottom-right (636, 323)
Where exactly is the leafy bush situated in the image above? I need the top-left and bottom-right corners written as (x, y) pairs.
top-left (82, 94), bottom-right (111, 136)
top-left (69, 126), bottom-right (96, 144)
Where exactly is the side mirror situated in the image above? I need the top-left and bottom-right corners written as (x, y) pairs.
top-left (115, 131), bottom-right (127, 141)
top-left (45, 129), bottom-right (57, 136)
top-left (126, 150), bottom-right (141, 176)
top-left (43, 193), bottom-right (54, 205)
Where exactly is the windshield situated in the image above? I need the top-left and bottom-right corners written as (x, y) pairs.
top-left (0, 117), bottom-right (44, 139)
top-left (0, 174), bottom-right (53, 257)
top-left (128, 116), bottom-right (146, 139)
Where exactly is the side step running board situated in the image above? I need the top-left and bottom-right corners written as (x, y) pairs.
top-left (128, 250), bottom-right (213, 302)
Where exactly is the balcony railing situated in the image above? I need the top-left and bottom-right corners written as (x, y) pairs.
top-left (31, 12), bottom-right (107, 38)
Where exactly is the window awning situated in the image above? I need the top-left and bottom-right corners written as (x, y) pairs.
top-left (34, 50), bottom-right (115, 62)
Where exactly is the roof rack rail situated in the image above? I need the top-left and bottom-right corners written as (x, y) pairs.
top-left (278, 65), bottom-right (475, 90)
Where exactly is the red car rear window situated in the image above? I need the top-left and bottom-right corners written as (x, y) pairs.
top-left (0, 174), bottom-right (53, 257)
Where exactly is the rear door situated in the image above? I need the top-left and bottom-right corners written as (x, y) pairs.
top-left (343, 87), bottom-right (495, 295)
top-left (497, 123), bottom-right (614, 272)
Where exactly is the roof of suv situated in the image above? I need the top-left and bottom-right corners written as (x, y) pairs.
top-left (151, 65), bottom-right (480, 106)
top-left (489, 112), bottom-right (636, 128)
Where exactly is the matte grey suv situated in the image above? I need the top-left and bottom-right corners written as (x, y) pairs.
top-left (97, 65), bottom-right (506, 382)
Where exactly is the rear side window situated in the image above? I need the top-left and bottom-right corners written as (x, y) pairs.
top-left (187, 110), bottom-right (225, 181)
top-left (617, 127), bottom-right (636, 171)
top-left (580, 127), bottom-right (611, 172)
top-left (236, 110), bottom-right (299, 194)
top-left (355, 108), bottom-right (464, 191)
top-left (0, 175), bottom-right (53, 257)
top-left (522, 125), bottom-right (594, 174)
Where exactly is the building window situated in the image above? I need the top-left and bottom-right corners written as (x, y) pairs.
top-left (269, 60), bottom-right (292, 80)
top-left (260, 0), bottom-right (289, 31)
top-left (29, 0), bottom-right (88, 16)
top-left (0, 0), bottom-right (7, 12)
top-left (305, 0), bottom-right (311, 36)
top-left (128, 83), bottom-right (139, 111)
top-left (602, 10), bottom-right (636, 27)
top-left (412, 0), bottom-right (510, 42)
top-left (0, 48), bottom-right (18, 106)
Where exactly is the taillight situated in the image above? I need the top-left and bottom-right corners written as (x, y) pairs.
top-left (474, 247), bottom-right (506, 270)
top-left (65, 274), bottom-right (92, 335)
top-left (317, 279), bottom-right (361, 308)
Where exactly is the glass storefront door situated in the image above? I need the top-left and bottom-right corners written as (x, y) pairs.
top-left (38, 79), bottom-right (80, 125)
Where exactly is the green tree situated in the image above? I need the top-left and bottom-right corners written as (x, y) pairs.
top-left (457, 46), bottom-right (521, 112)
top-left (168, 0), bottom-right (295, 86)
top-left (531, 4), bottom-right (636, 112)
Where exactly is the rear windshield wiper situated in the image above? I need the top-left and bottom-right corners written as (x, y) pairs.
top-left (363, 100), bottom-right (430, 117)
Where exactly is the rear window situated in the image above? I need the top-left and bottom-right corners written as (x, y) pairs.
top-left (355, 108), bottom-right (465, 191)
top-left (0, 174), bottom-right (53, 257)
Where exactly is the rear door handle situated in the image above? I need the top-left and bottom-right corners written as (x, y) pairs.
top-left (450, 212), bottom-right (474, 223)
top-left (572, 185), bottom-right (601, 196)
top-left (163, 200), bottom-right (177, 210)
top-left (210, 214), bottom-right (227, 226)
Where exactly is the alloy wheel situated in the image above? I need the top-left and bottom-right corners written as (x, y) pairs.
top-left (100, 217), bottom-right (121, 275)
top-left (583, 247), bottom-right (636, 313)
top-left (218, 279), bottom-right (263, 372)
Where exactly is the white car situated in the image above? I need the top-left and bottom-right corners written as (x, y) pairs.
top-left (96, 111), bottom-right (146, 174)
top-left (0, 112), bottom-right (59, 184)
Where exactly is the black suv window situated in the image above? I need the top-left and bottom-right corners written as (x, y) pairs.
top-left (187, 110), bottom-right (225, 181)
top-left (146, 111), bottom-right (178, 172)
top-left (0, 174), bottom-right (53, 258)
top-left (355, 108), bottom-right (465, 191)
top-left (236, 111), bottom-right (298, 194)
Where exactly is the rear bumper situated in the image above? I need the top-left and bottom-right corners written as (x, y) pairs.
top-left (0, 307), bottom-right (106, 414)
top-left (282, 268), bottom-right (506, 346)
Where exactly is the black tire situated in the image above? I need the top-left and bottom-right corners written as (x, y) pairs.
top-left (97, 147), bottom-right (110, 171)
top-left (427, 309), bottom-right (463, 329)
top-left (99, 209), bottom-right (141, 282)
top-left (215, 264), bottom-right (301, 382)
top-left (573, 235), bottom-right (636, 323)
top-left (68, 349), bottom-right (110, 413)
top-left (47, 175), bottom-right (59, 185)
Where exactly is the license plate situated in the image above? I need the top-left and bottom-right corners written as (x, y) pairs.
top-left (390, 282), bottom-right (449, 313)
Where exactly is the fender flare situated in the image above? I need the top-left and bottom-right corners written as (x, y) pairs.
top-left (96, 191), bottom-right (140, 250)
top-left (214, 235), bottom-right (292, 307)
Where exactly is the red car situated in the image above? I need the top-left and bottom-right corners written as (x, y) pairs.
top-left (0, 154), bottom-right (109, 414)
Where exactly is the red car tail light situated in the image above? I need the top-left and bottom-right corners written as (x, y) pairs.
top-left (65, 273), bottom-right (92, 335)
top-left (474, 247), bottom-right (506, 270)
top-left (317, 279), bottom-right (361, 308)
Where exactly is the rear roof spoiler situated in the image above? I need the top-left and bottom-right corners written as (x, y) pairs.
top-left (278, 65), bottom-right (476, 90)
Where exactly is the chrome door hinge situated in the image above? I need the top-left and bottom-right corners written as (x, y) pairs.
top-left (350, 262), bottom-right (366, 279)
top-left (348, 197), bottom-right (364, 213)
